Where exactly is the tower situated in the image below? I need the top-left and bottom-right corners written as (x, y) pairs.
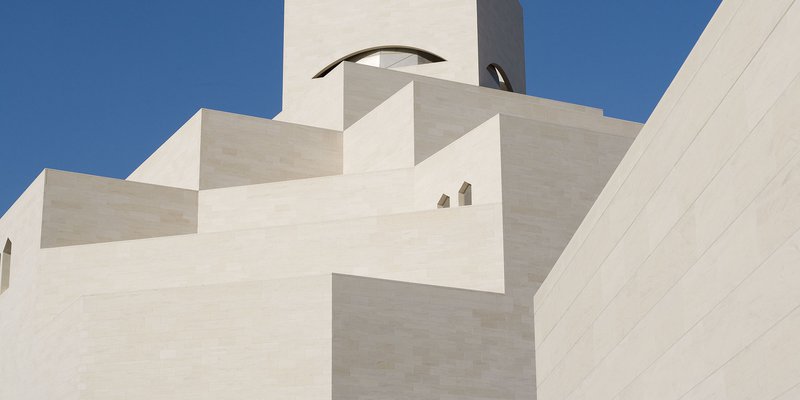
top-left (278, 0), bottom-right (527, 130)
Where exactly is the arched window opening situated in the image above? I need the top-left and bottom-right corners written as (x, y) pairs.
top-left (437, 194), bottom-right (451, 209)
top-left (459, 182), bottom-right (472, 206)
top-left (1, 239), bottom-right (11, 295)
top-left (315, 47), bottom-right (446, 78)
top-left (487, 64), bottom-right (513, 92)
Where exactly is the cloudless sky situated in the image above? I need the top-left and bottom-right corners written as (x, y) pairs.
top-left (0, 0), bottom-right (722, 214)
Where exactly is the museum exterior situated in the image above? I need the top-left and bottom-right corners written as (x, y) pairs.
top-left (1, 0), bottom-right (799, 399)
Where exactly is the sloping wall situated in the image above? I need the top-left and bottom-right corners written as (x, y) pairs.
top-left (534, 0), bottom-right (800, 399)
top-left (128, 109), bottom-right (342, 190)
top-left (127, 110), bottom-right (202, 190)
top-left (199, 110), bottom-right (342, 189)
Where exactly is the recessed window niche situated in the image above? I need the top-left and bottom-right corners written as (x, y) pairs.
top-left (437, 194), bottom-right (451, 209)
top-left (487, 64), bottom-right (513, 92)
top-left (459, 182), bottom-right (472, 206)
top-left (1, 239), bottom-right (11, 294)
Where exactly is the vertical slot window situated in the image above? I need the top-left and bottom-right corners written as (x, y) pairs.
top-left (437, 194), bottom-right (451, 209)
top-left (1, 239), bottom-right (11, 294)
top-left (459, 182), bottom-right (472, 206)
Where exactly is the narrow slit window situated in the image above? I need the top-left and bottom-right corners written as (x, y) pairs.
top-left (437, 194), bottom-right (451, 209)
top-left (459, 182), bottom-right (472, 206)
top-left (1, 239), bottom-right (11, 294)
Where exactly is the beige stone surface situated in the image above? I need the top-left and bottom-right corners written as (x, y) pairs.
top-left (341, 72), bottom-right (639, 174)
top-left (0, 173), bottom-right (47, 400)
top-left (534, 0), bottom-right (800, 399)
top-left (282, 0), bottom-right (527, 124)
top-left (343, 83), bottom-right (417, 174)
top-left (497, 115), bottom-right (634, 300)
top-left (79, 275), bottom-right (333, 400)
top-left (0, 0), bottom-right (649, 398)
top-left (36, 205), bottom-right (506, 320)
top-left (128, 110), bottom-right (202, 190)
top-left (332, 275), bottom-right (531, 399)
top-left (42, 169), bottom-right (198, 248)
top-left (277, 60), bottom-right (603, 132)
top-left (413, 116), bottom-right (504, 210)
top-left (130, 109), bottom-right (342, 190)
top-left (198, 169), bottom-right (416, 233)
top-left (199, 109), bottom-right (342, 189)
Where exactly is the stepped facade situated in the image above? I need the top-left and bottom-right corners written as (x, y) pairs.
top-left (8, 0), bottom-right (798, 399)
top-left (0, 1), bottom-right (640, 398)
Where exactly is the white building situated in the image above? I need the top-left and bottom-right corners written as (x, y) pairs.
top-left (1, 0), bottom-right (798, 398)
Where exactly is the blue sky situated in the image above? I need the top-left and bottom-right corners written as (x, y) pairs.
top-left (0, 0), bottom-right (721, 214)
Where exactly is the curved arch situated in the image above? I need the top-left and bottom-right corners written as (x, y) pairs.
top-left (487, 63), bottom-right (514, 92)
top-left (314, 46), bottom-right (446, 79)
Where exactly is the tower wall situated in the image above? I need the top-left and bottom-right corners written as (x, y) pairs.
top-left (282, 0), bottom-right (526, 128)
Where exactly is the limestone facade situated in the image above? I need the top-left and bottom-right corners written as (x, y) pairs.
top-left (534, 0), bottom-right (800, 399)
top-left (25, 0), bottom-right (786, 398)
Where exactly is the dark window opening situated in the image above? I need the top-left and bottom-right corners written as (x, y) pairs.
top-left (459, 182), bottom-right (473, 206)
top-left (437, 194), bottom-right (451, 209)
top-left (487, 64), bottom-right (513, 92)
top-left (1, 239), bottom-right (11, 294)
top-left (315, 47), bottom-right (446, 78)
